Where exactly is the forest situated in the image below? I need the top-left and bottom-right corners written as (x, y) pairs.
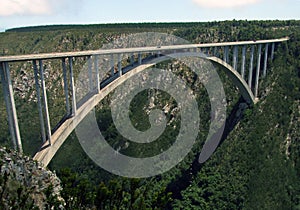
top-left (0, 20), bottom-right (299, 209)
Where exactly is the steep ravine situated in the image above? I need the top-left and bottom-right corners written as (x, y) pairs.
top-left (166, 97), bottom-right (249, 202)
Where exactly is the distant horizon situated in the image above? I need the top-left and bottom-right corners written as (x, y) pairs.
top-left (2, 18), bottom-right (299, 32)
top-left (1, 0), bottom-right (299, 33)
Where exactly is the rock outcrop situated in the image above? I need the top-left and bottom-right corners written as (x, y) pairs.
top-left (0, 147), bottom-right (64, 209)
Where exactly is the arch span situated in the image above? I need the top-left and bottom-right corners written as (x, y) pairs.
top-left (33, 54), bottom-right (255, 166)
top-left (207, 56), bottom-right (255, 104)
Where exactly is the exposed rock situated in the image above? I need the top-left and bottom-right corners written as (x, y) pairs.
top-left (0, 147), bottom-right (64, 209)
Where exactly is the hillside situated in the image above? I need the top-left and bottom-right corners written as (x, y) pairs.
top-left (0, 20), bottom-right (299, 209)
top-left (0, 147), bottom-right (63, 209)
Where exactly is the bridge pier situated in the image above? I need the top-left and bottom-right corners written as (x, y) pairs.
top-left (223, 46), bottom-right (229, 62)
top-left (241, 45), bottom-right (246, 79)
top-left (110, 54), bottom-right (114, 76)
top-left (88, 56), bottom-right (93, 91)
top-left (254, 44), bottom-right (262, 98)
top-left (38, 60), bottom-right (52, 145)
top-left (271, 42), bottom-right (275, 60)
top-left (94, 55), bottom-right (100, 93)
top-left (68, 57), bottom-right (77, 116)
top-left (248, 45), bottom-right (255, 89)
top-left (33, 60), bottom-right (47, 144)
top-left (130, 53), bottom-right (135, 65)
top-left (233, 46), bottom-right (238, 70)
top-left (204, 48), bottom-right (209, 55)
top-left (62, 58), bottom-right (70, 113)
top-left (263, 43), bottom-right (269, 77)
top-left (213, 47), bottom-right (218, 57)
top-left (0, 62), bottom-right (22, 152)
top-left (138, 53), bottom-right (142, 65)
top-left (118, 54), bottom-right (122, 76)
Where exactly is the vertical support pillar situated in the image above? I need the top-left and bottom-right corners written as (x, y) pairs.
top-left (88, 56), bottom-right (93, 91)
top-left (62, 58), bottom-right (70, 112)
top-left (205, 48), bottom-right (209, 55)
top-left (213, 47), bottom-right (217, 57)
top-left (254, 44), bottom-right (262, 98)
top-left (68, 57), bottom-right (76, 116)
top-left (223, 46), bottom-right (229, 63)
top-left (241, 45), bottom-right (246, 79)
top-left (0, 63), bottom-right (16, 149)
top-left (223, 47), bottom-right (226, 62)
top-left (263, 43), bottom-right (269, 77)
top-left (110, 54), bottom-right (114, 76)
top-left (226, 46), bottom-right (229, 63)
top-left (94, 55), bottom-right (100, 93)
top-left (39, 60), bottom-right (51, 145)
top-left (233, 46), bottom-right (238, 70)
top-left (271, 42), bottom-right (275, 60)
top-left (138, 53), bottom-right (142, 65)
top-left (248, 45), bottom-right (255, 89)
top-left (0, 62), bottom-right (22, 152)
top-left (118, 54), bottom-right (122, 77)
top-left (130, 53), bottom-right (134, 65)
top-left (33, 60), bottom-right (46, 144)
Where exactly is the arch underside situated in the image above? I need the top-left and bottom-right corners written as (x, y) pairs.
top-left (33, 55), bottom-right (255, 166)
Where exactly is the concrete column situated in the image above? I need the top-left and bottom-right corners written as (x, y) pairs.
top-left (39, 60), bottom-right (51, 145)
top-left (118, 54), bottom-right (122, 77)
top-left (94, 55), bottom-right (100, 93)
top-left (88, 56), bottom-right (93, 91)
top-left (248, 45), bottom-right (255, 89)
top-left (33, 60), bottom-right (47, 144)
top-left (233, 46), bottom-right (238, 70)
top-left (0, 64), bottom-right (16, 149)
top-left (241, 45), bottom-right (246, 79)
top-left (205, 48), bottom-right (209, 55)
top-left (61, 58), bottom-right (70, 112)
top-left (68, 57), bottom-right (77, 116)
top-left (157, 50), bottom-right (161, 57)
top-left (130, 53), bottom-right (134, 65)
top-left (223, 47), bottom-right (226, 61)
top-left (254, 44), bottom-right (262, 98)
top-left (271, 42), bottom-right (275, 60)
top-left (263, 43), bottom-right (269, 77)
top-left (0, 62), bottom-right (22, 152)
top-left (138, 53), bottom-right (142, 65)
top-left (225, 46), bottom-right (229, 63)
top-left (110, 54), bottom-right (114, 76)
top-left (214, 47), bottom-right (219, 57)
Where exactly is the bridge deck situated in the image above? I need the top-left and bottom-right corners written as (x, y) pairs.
top-left (0, 37), bottom-right (289, 62)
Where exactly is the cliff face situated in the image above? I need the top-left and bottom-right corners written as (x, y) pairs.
top-left (0, 147), bottom-right (64, 209)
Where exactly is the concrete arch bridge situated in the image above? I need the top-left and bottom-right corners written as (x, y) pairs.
top-left (0, 37), bottom-right (288, 166)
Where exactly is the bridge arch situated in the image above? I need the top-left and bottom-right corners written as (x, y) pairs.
top-left (207, 56), bottom-right (255, 104)
top-left (33, 53), bottom-right (255, 166)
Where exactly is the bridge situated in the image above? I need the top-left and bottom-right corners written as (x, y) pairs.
top-left (0, 37), bottom-right (288, 166)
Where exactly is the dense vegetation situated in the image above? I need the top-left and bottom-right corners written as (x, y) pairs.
top-left (0, 20), bottom-right (299, 209)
